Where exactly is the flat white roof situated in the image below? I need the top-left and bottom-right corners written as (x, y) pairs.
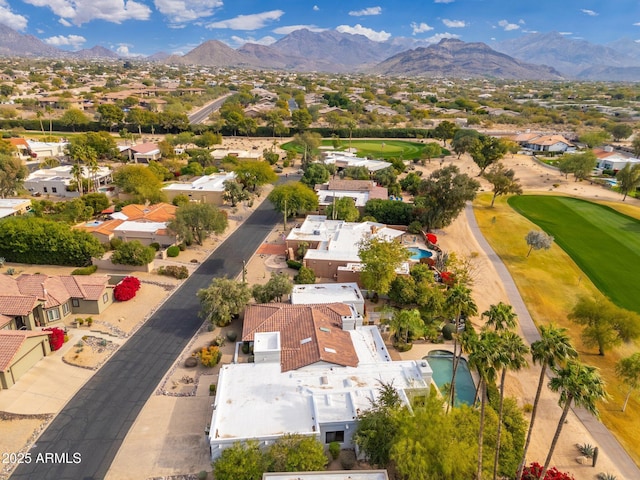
top-left (210, 327), bottom-right (430, 444)
top-left (26, 165), bottom-right (111, 181)
top-left (113, 221), bottom-right (166, 233)
top-left (318, 190), bottom-right (370, 207)
top-left (323, 154), bottom-right (392, 172)
top-left (163, 172), bottom-right (236, 193)
top-left (0, 199), bottom-right (30, 208)
top-left (291, 283), bottom-right (363, 306)
top-left (263, 472), bottom-right (389, 480)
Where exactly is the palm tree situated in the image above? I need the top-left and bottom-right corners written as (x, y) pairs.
top-left (482, 302), bottom-right (518, 331)
top-left (516, 325), bottom-right (577, 480)
top-left (36, 110), bottom-right (45, 135)
top-left (539, 361), bottom-right (607, 480)
top-left (70, 163), bottom-right (84, 196)
top-left (444, 284), bottom-right (477, 410)
top-left (492, 331), bottom-right (528, 480)
top-left (468, 330), bottom-right (500, 480)
top-left (45, 105), bottom-right (53, 136)
top-left (387, 308), bottom-right (424, 346)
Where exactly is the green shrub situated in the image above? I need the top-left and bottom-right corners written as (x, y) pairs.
top-left (111, 240), bottom-right (156, 266)
top-left (241, 342), bottom-right (251, 354)
top-left (523, 403), bottom-right (533, 413)
top-left (329, 441), bottom-right (340, 460)
top-left (198, 470), bottom-right (208, 480)
top-left (149, 242), bottom-right (160, 251)
top-left (286, 259), bottom-right (302, 270)
top-left (71, 264), bottom-right (98, 275)
top-left (226, 331), bottom-right (237, 342)
top-left (178, 242), bottom-right (187, 251)
top-left (166, 245), bottom-right (180, 257)
top-left (407, 221), bottom-right (424, 234)
top-left (339, 449), bottom-right (356, 470)
top-left (157, 265), bottom-right (189, 279)
top-left (442, 323), bottom-right (456, 340)
top-left (110, 237), bottom-right (123, 250)
top-left (209, 384), bottom-right (217, 396)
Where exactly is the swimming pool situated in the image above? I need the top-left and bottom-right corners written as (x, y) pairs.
top-left (407, 247), bottom-right (433, 260)
top-left (84, 221), bottom-right (103, 227)
top-left (425, 350), bottom-right (476, 406)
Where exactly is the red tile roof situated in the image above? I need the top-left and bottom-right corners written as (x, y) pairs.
top-left (0, 330), bottom-right (50, 371)
top-left (243, 303), bottom-right (359, 372)
top-left (0, 296), bottom-right (39, 316)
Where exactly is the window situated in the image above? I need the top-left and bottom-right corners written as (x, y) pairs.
top-left (72, 299), bottom-right (79, 307)
top-left (62, 302), bottom-right (70, 315)
top-left (43, 187), bottom-right (48, 193)
top-left (103, 293), bottom-right (109, 303)
top-left (46, 309), bottom-right (60, 322)
top-left (52, 187), bottom-right (57, 193)
top-left (325, 431), bottom-right (345, 443)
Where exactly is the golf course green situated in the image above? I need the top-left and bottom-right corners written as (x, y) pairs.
top-left (508, 195), bottom-right (640, 313)
top-left (281, 139), bottom-right (444, 160)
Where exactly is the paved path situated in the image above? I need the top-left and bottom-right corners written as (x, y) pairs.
top-left (465, 203), bottom-right (640, 479)
top-left (11, 199), bottom-right (280, 480)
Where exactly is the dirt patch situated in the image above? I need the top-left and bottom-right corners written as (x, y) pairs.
top-left (62, 335), bottom-right (119, 370)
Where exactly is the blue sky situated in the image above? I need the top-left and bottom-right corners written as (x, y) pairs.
top-left (2, 0), bottom-right (639, 56)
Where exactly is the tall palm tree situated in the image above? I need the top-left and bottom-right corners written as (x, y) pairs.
top-left (492, 331), bottom-right (528, 480)
top-left (468, 331), bottom-right (500, 480)
top-left (70, 163), bottom-right (84, 196)
top-left (36, 110), bottom-right (45, 135)
top-left (482, 302), bottom-right (518, 331)
top-left (516, 325), bottom-right (577, 480)
top-left (539, 361), bottom-right (607, 480)
top-left (444, 284), bottom-right (478, 411)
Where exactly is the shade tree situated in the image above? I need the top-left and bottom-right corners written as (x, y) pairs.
top-left (167, 203), bottom-right (228, 246)
top-left (469, 135), bottom-right (508, 175)
top-left (615, 352), bottom-right (640, 413)
top-left (615, 162), bottom-right (640, 201)
top-left (358, 236), bottom-right (411, 296)
top-left (268, 182), bottom-right (318, 230)
top-left (198, 278), bottom-right (252, 327)
top-left (525, 230), bottom-right (553, 257)
top-left (483, 163), bottom-right (523, 207)
top-left (0, 155), bottom-right (28, 198)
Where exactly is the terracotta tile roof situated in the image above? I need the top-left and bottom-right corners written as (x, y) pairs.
top-left (59, 275), bottom-right (109, 301)
top-left (326, 180), bottom-right (377, 192)
top-left (0, 313), bottom-right (13, 328)
top-left (119, 203), bottom-right (176, 222)
top-left (8, 138), bottom-right (29, 148)
top-left (130, 143), bottom-right (159, 154)
top-left (16, 274), bottom-right (70, 308)
top-left (243, 303), bottom-right (359, 372)
top-left (0, 330), bottom-right (50, 371)
top-left (0, 275), bottom-right (22, 296)
top-left (0, 295), bottom-right (39, 316)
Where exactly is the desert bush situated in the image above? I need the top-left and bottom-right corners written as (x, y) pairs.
top-left (167, 245), bottom-right (180, 257)
top-left (577, 443), bottom-right (595, 458)
top-left (196, 345), bottom-right (222, 367)
top-left (339, 449), bottom-right (356, 470)
top-left (149, 242), bottom-right (160, 251)
top-left (158, 265), bottom-right (189, 279)
top-left (286, 259), bottom-right (302, 270)
top-left (226, 331), bottom-right (237, 342)
top-left (329, 441), bottom-right (340, 460)
top-left (71, 264), bottom-right (98, 275)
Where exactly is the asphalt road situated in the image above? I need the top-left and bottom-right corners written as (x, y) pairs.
top-left (11, 198), bottom-right (281, 480)
top-left (188, 94), bottom-right (232, 125)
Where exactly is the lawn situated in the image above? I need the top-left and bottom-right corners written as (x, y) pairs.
top-left (281, 139), bottom-right (446, 160)
top-left (474, 193), bottom-right (640, 465)
top-left (508, 195), bottom-right (640, 314)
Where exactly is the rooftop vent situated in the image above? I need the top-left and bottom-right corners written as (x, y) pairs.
top-left (301, 337), bottom-right (312, 345)
top-left (319, 327), bottom-right (331, 333)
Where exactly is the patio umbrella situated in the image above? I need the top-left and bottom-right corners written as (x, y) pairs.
top-left (426, 233), bottom-right (438, 244)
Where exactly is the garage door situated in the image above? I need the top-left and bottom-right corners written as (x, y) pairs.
top-left (9, 343), bottom-right (45, 384)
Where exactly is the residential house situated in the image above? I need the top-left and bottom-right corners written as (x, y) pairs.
top-left (290, 283), bottom-right (365, 315)
top-left (286, 215), bottom-right (407, 280)
top-left (0, 330), bottom-right (52, 390)
top-left (162, 172), bottom-right (237, 205)
top-left (26, 139), bottom-right (69, 158)
top-left (211, 149), bottom-right (263, 162)
top-left (315, 179), bottom-right (388, 214)
top-left (0, 198), bottom-right (32, 219)
top-left (593, 147), bottom-right (640, 172)
top-left (8, 138), bottom-right (31, 160)
top-left (514, 133), bottom-right (575, 153)
top-left (208, 303), bottom-right (431, 459)
top-left (0, 274), bottom-right (114, 331)
top-left (123, 143), bottom-right (161, 163)
top-left (322, 152), bottom-right (392, 174)
top-left (263, 472), bottom-right (389, 480)
top-left (24, 165), bottom-right (113, 197)
top-left (79, 202), bottom-right (177, 247)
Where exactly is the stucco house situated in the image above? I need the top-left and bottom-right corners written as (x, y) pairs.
top-left (315, 179), bottom-right (388, 214)
top-left (0, 198), bottom-right (32, 219)
top-left (208, 303), bottom-right (431, 459)
top-left (593, 147), bottom-right (640, 171)
top-left (24, 165), bottom-right (113, 198)
top-left (514, 133), bottom-right (575, 153)
top-left (0, 274), bottom-right (114, 331)
top-left (322, 152), bottom-right (392, 173)
top-left (123, 143), bottom-right (162, 163)
top-left (0, 330), bottom-right (52, 390)
top-left (162, 172), bottom-right (237, 206)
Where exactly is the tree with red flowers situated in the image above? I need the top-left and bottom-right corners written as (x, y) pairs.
top-left (43, 327), bottom-right (65, 351)
top-left (114, 276), bottom-right (141, 301)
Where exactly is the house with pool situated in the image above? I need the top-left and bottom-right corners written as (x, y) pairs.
top-left (208, 302), bottom-right (433, 459)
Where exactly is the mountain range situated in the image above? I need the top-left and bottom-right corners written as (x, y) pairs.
top-left (1, 23), bottom-right (640, 81)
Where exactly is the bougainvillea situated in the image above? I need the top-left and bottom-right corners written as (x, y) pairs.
top-left (114, 276), bottom-right (141, 302)
top-left (43, 327), bottom-right (65, 351)
top-left (522, 462), bottom-right (575, 480)
top-left (440, 271), bottom-right (456, 287)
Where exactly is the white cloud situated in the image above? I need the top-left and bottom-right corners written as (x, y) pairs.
top-left (59, 18), bottom-right (72, 27)
top-left (116, 44), bottom-right (131, 56)
top-left (442, 19), bottom-right (466, 28)
top-left (349, 6), bottom-right (382, 16)
top-left (313, 5), bottom-right (319, 11)
top-left (434, 0), bottom-right (454, 3)
top-left (230, 35), bottom-right (277, 46)
top-left (518, 19), bottom-right (525, 24)
top-left (0, 0), bottom-right (28, 31)
top-left (411, 22), bottom-right (433, 34)
top-left (559, 31), bottom-right (573, 35)
top-left (44, 34), bottom-right (86, 49)
top-left (23, 0), bottom-right (151, 26)
top-left (272, 24), bottom-right (326, 35)
top-left (424, 32), bottom-right (460, 43)
top-left (336, 24), bottom-right (391, 42)
top-left (498, 19), bottom-right (520, 31)
top-left (207, 10), bottom-right (284, 30)
top-left (581, 9), bottom-right (598, 16)
top-left (154, 0), bottom-right (224, 24)
top-left (634, 22), bottom-right (640, 26)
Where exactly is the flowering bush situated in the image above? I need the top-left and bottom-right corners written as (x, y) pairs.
top-left (114, 276), bottom-right (141, 301)
top-left (440, 271), bottom-right (456, 287)
top-left (43, 327), bottom-right (66, 351)
top-left (522, 462), bottom-right (575, 480)
top-left (196, 345), bottom-right (222, 367)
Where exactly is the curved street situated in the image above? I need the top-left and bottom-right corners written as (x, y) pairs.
top-left (11, 198), bottom-right (280, 480)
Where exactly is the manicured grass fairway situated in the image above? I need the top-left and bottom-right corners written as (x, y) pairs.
top-left (508, 195), bottom-right (640, 313)
top-left (281, 139), bottom-right (441, 160)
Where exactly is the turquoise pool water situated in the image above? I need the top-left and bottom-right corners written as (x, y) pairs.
top-left (425, 350), bottom-right (476, 406)
top-left (407, 247), bottom-right (433, 260)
